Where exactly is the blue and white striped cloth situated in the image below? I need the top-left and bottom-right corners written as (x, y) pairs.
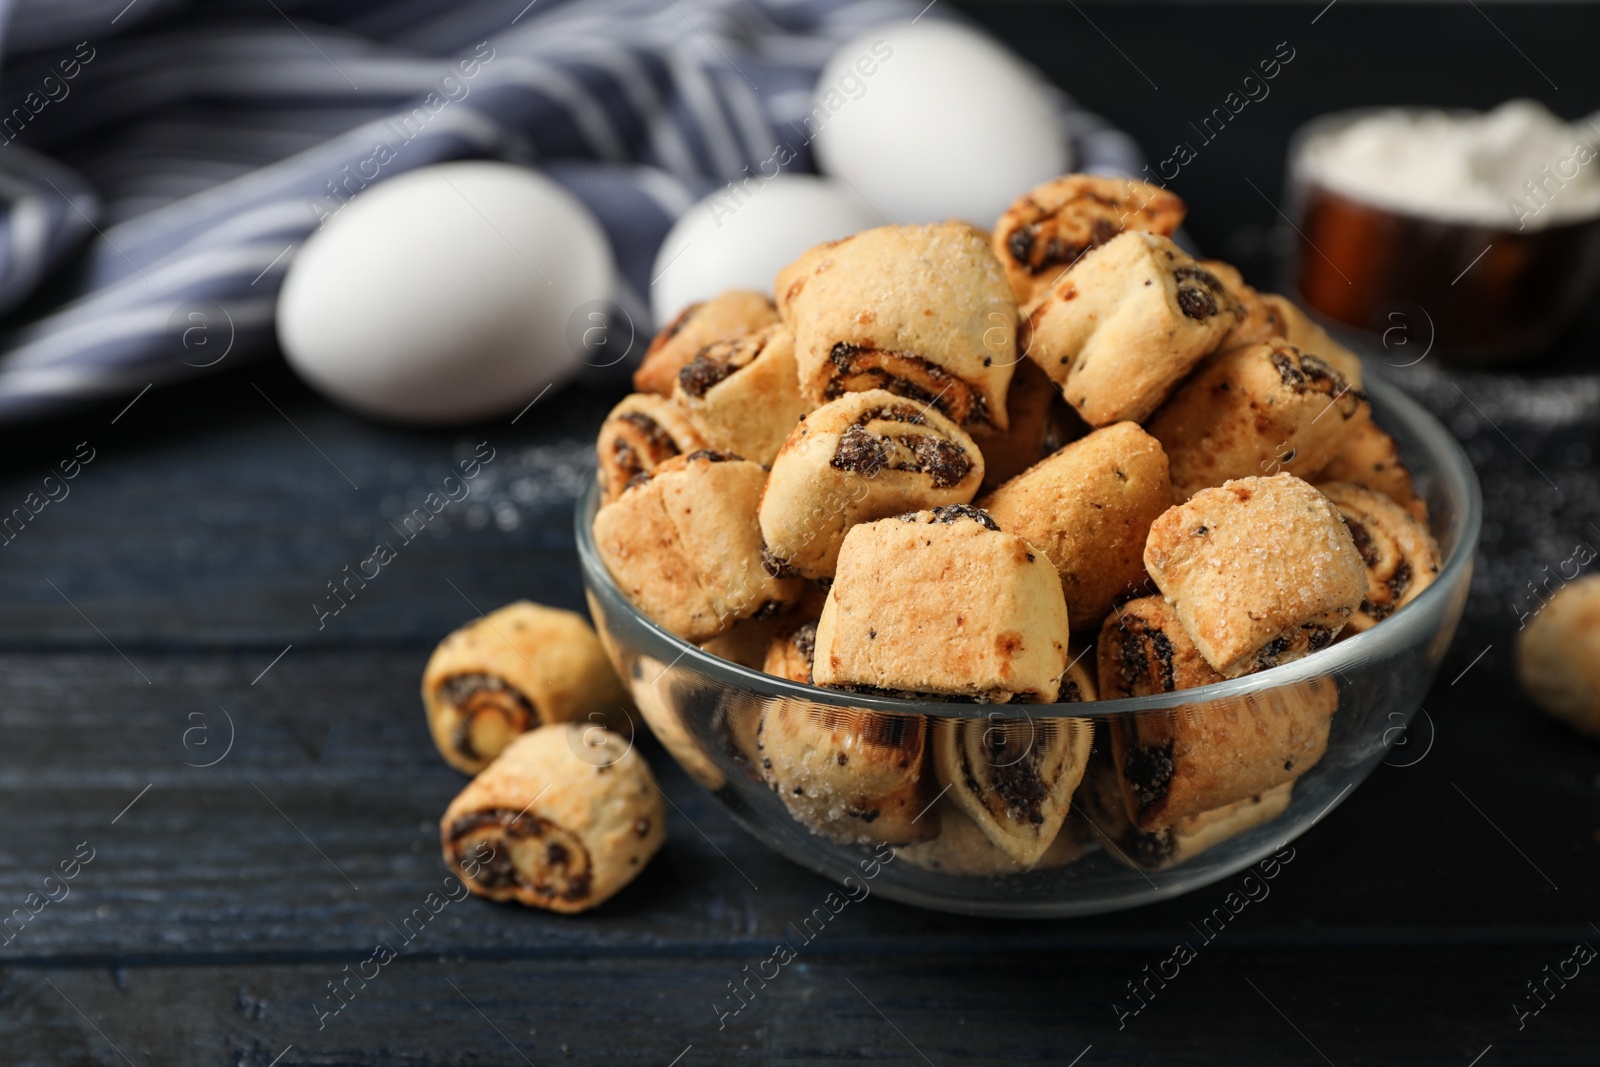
top-left (0, 0), bottom-right (1143, 423)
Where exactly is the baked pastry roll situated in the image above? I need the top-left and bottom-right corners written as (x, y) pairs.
top-left (932, 713), bottom-right (1094, 864)
top-left (758, 703), bottom-right (937, 845)
top-left (1096, 595), bottom-right (1224, 699)
top-left (1259, 293), bottom-right (1364, 387)
top-left (1318, 415), bottom-right (1426, 521)
top-left (981, 422), bottom-right (1172, 632)
top-left (1022, 232), bottom-right (1240, 426)
top-left (1148, 339), bottom-right (1369, 501)
top-left (895, 801), bottom-right (1090, 876)
top-left (1516, 574), bottom-right (1600, 739)
top-left (1107, 678), bottom-right (1336, 831)
top-left (422, 601), bottom-right (630, 775)
top-left (813, 505), bottom-right (1071, 703)
top-left (968, 357), bottom-right (1085, 492)
top-left (440, 724), bottom-right (665, 913)
top-left (758, 390), bottom-right (984, 579)
top-left (593, 451), bottom-right (803, 642)
top-left (634, 289), bottom-right (779, 396)
top-left (1057, 646), bottom-right (1099, 703)
top-left (1203, 260), bottom-right (1286, 350)
top-left (1143, 474), bottom-right (1368, 678)
top-left (993, 175), bottom-right (1186, 305)
top-left (1317, 481), bottom-right (1441, 633)
top-left (775, 223), bottom-right (1017, 431)
top-left (595, 393), bottom-right (708, 504)
top-left (764, 617), bottom-right (820, 684)
top-left (698, 610), bottom-right (789, 670)
top-left (1080, 758), bottom-right (1293, 871)
top-left (670, 324), bottom-right (813, 466)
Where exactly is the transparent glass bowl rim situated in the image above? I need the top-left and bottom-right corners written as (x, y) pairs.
top-left (575, 374), bottom-right (1482, 721)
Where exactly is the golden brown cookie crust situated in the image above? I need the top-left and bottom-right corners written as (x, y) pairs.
top-left (595, 393), bottom-right (708, 504)
top-left (1317, 481), bottom-right (1441, 633)
top-left (1517, 574), bottom-right (1600, 739)
top-left (670, 323), bottom-right (814, 466)
top-left (634, 290), bottom-right (779, 396)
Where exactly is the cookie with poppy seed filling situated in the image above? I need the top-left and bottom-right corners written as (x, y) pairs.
top-left (1144, 474), bottom-right (1368, 678)
top-left (775, 223), bottom-right (1017, 431)
top-left (441, 724), bottom-right (665, 913)
top-left (422, 601), bottom-right (630, 775)
top-left (1095, 595), bottom-right (1225, 699)
top-left (1202, 260), bottom-right (1286, 350)
top-left (812, 506), bottom-right (1071, 703)
top-left (1317, 481), bottom-right (1440, 633)
top-left (1021, 231), bottom-right (1241, 426)
top-left (670, 323), bottom-right (813, 466)
top-left (1147, 339), bottom-right (1369, 501)
top-left (595, 393), bottom-right (708, 504)
top-left (593, 451), bottom-right (804, 642)
top-left (932, 713), bottom-right (1095, 864)
top-left (981, 422), bottom-right (1172, 632)
top-left (1317, 414), bottom-right (1426, 522)
top-left (1259, 293), bottom-right (1364, 387)
top-left (633, 289), bottom-right (780, 396)
top-left (895, 800), bottom-right (1092, 876)
top-left (992, 174), bottom-right (1187, 305)
top-left (969, 356), bottom-right (1088, 493)
top-left (758, 703), bottom-right (938, 845)
top-left (758, 389), bottom-right (984, 579)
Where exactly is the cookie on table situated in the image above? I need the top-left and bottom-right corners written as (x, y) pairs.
top-left (670, 323), bottom-right (813, 466)
top-left (776, 223), bottom-right (1017, 431)
top-left (1109, 678), bottom-right (1335, 831)
top-left (758, 390), bottom-right (984, 579)
top-left (1318, 414), bottom-right (1426, 522)
top-left (1516, 574), bottom-right (1600, 739)
top-left (595, 393), bottom-right (708, 505)
top-left (1144, 474), bottom-right (1368, 678)
top-left (592, 451), bottom-right (803, 642)
top-left (758, 703), bottom-right (937, 845)
top-left (981, 422), bottom-right (1172, 632)
top-left (1022, 231), bottom-right (1241, 426)
top-left (1318, 482), bottom-right (1441, 633)
top-left (1259, 293), bottom-right (1364, 387)
top-left (1202, 260), bottom-right (1286, 349)
top-left (440, 725), bottom-right (665, 913)
top-left (1148, 338), bottom-right (1369, 501)
top-left (992, 174), bottom-right (1187, 305)
top-left (1096, 595), bottom-right (1224, 699)
top-left (634, 290), bottom-right (779, 396)
top-left (968, 357), bottom-right (1086, 492)
top-left (812, 505), bottom-right (1070, 702)
top-left (932, 713), bottom-right (1094, 864)
top-left (1080, 756), bottom-right (1294, 871)
top-left (422, 601), bottom-right (630, 775)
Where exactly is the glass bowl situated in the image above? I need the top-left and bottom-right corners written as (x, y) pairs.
top-left (576, 374), bottom-right (1481, 917)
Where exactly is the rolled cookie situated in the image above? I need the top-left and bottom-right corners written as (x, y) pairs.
top-left (758, 390), bottom-right (984, 579)
top-left (1096, 595), bottom-right (1225, 699)
top-left (967, 356), bottom-right (1086, 492)
top-left (992, 174), bottom-right (1187, 305)
top-left (1259, 294), bottom-right (1364, 387)
top-left (634, 290), bottom-right (779, 396)
top-left (776, 223), bottom-right (1017, 430)
top-left (1318, 481), bottom-right (1441, 633)
top-left (758, 703), bottom-right (937, 845)
top-left (981, 422), bottom-right (1172, 631)
top-left (813, 505), bottom-right (1071, 703)
top-left (932, 713), bottom-right (1095, 864)
top-left (764, 617), bottom-right (820, 684)
top-left (1022, 231), bottom-right (1240, 426)
top-left (895, 800), bottom-right (1090, 876)
top-left (593, 451), bottom-right (804, 642)
top-left (1147, 339), bottom-right (1369, 501)
top-left (1516, 574), bottom-right (1600, 739)
top-left (670, 323), bottom-right (813, 466)
top-left (1080, 757), bottom-right (1294, 871)
top-left (422, 601), bottom-right (630, 775)
top-left (1203, 260), bottom-right (1286, 350)
top-left (1318, 414), bottom-right (1426, 522)
top-left (595, 393), bottom-right (708, 504)
top-left (1109, 677), bottom-right (1336, 830)
top-left (440, 724), bottom-right (665, 913)
top-left (1144, 474), bottom-right (1368, 678)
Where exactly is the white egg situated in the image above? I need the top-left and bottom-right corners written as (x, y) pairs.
top-left (277, 161), bottom-right (613, 424)
top-left (811, 21), bottom-right (1071, 226)
top-left (650, 174), bottom-right (877, 325)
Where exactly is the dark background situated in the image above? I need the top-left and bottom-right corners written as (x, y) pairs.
top-left (1, 3), bottom-right (1598, 1065)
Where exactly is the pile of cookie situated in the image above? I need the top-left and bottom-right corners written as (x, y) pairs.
top-left (591, 174), bottom-right (1444, 875)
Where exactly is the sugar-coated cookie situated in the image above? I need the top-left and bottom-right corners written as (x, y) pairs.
top-left (1318, 481), bottom-right (1440, 633)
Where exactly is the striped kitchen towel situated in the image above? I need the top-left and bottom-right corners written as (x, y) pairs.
top-left (0, 0), bottom-right (1143, 423)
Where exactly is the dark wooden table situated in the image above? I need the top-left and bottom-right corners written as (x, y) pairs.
top-left (3, 4), bottom-right (1599, 1064)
